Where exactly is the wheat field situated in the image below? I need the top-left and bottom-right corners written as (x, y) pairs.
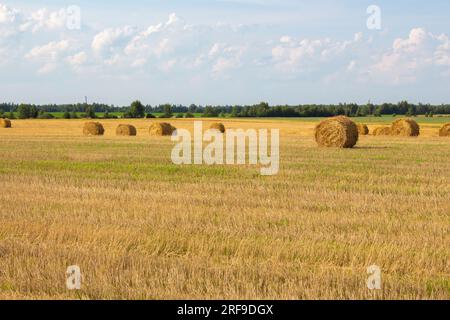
top-left (0, 118), bottom-right (449, 300)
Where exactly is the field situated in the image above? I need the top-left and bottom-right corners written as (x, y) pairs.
top-left (0, 118), bottom-right (449, 299)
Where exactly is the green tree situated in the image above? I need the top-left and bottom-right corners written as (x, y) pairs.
top-left (85, 105), bottom-right (96, 118)
top-left (129, 100), bottom-right (145, 118)
top-left (162, 104), bottom-right (173, 117)
top-left (17, 104), bottom-right (31, 119)
top-left (63, 110), bottom-right (71, 119)
top-left (188, 104), bottom-right (197, 113)
top-left (202, 106), bottom-right (219, 117)
top-left (29, 105), bottom-right (39, 118)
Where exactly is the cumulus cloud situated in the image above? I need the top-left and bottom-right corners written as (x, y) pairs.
top-left (212, 45), bottom-right (246, 75)
top-left (0, 3), bottom-right (22, 37)
top-left (0, 3), bottom-right (18, 24)
top-left (20, 8), bottom-right (67, 33)
top-left (369, 28), bottom-right (450, 84)
top-left (92, 26), bottom-right (134, 56)
top-left (25, 40), bottom-right (70, 74)
top-left (26, 40), bottom-right (69, 59)
top-left (271, 33), bottom-right (364, 73)
top-left (1, 1), bottom-right (449, 88)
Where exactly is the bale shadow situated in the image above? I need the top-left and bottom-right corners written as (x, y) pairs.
top-left (353, 146), bottom-right (391, 150)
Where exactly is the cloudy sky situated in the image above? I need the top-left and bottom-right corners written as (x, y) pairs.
top-left (1, 0), bottom-right (449, 105)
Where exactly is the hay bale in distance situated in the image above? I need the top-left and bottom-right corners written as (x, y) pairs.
top-left (315, 116), bottom-right (359, 148)
top-left (149, 122), bottom-right (176, 136)
top-left (390, 118), bottom-right (420, 137)
top-left (83, 122), bottom-right (105, 136)
top-left (209, 122), bottom-right (226, 133)
top-left (116, 124), bottom-right (137, 136)
top-left (0, 118), bottom-right (12, 128)
top-left (373, 127), bottom-right (391, 136)
top-left (439, 123), bottom-right (450, 137)
top-left (357, 124), bottom-right (369, 135)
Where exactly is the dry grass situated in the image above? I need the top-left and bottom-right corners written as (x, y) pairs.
top-left (0, 119), bottom-right (449, 300)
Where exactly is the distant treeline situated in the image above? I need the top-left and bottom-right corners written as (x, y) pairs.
top-left (1, 101), bottom-right (450, 119)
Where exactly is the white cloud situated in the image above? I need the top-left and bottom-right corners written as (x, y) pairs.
top-left (166, 13), bottom-right (179, 27)
top-left (67, 51), bottom-right (87, 66)
top-left (1, 1), bottom-right (449, 94)
top-left (211, 45), bottom-right (246, 75)
top-left (123, 13), bottom-right (183, 59)
top-left (0, 3), bottom-right (19, 24)
top-left (37, 62), bottom-right (57, 74)
top-left (26, 40), bottom-right (70, 60)
top-left (92, 26), bottom-right (134, 56)
top-left (0, 4), bottom-right (22, 37)
top-left (21, 8), bottom-right (67, 33)
top-left (279, 36), bottom-right (292, 44)
top-left (347, 60), bottom-right (356, 72)
top-left (369, 28), bottom-right (450, 84)
top-left (393, 28), bottom-right (427, 53)
top-left (25, 40), bottom-right (70, 74)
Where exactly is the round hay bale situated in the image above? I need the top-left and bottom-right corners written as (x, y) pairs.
top-left (0, 118), bottom-right (12, 128)
top-left (83, 122), bottom-right (104, 136)
top-left (390, 118), bottom-right (420, 137)
top-left (209, 122), bottom-right (226, 133)
top-left (439, 123), bottom-right (450, 137)
top-left (373, 127), bottom-right (391, 136)
top-left (314, 116), bottom-right (359, 148)
top-left (149, 122), bottom-right (176, 136)
top-left (357, 124), bottom-right (369, 135)
top-left (116, 124), bottom-right (137, 136)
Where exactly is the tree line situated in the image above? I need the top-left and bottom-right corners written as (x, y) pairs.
top-left (1, 101), bottom-right (450, 119)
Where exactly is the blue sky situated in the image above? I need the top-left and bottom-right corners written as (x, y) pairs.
top-left (1, 0), bottom-right (449, 105)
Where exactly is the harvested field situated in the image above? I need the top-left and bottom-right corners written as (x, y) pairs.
top-left (0, 118), bottom-right (448, 300)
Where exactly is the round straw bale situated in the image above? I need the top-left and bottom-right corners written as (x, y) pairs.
top-left (439, 123), bottom-right (450, 137)
top-left (373, 127), bottom-right (391, 136)
top-left (390, 118), bottom-right (420, 137)
top-left (357, 124), bottom-right (369, 135)
top-left (83, 122), bottom-right (104, 136)
top-left (209, 122), bottom-right (226, 133)
top-left (116, 124), bottom-right (137, 136)
top-left (315, 116), bottom-right (359, 148)
top-left (0, 118), bottom-right (12, 128)
top-left (149, 122), bottom-right (176, 136)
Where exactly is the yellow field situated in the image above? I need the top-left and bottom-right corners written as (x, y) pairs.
top-left (0, 119), bottom-right (449, 299)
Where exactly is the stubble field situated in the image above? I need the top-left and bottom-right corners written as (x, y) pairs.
top-left (0, 118), bottom-right (449, 299)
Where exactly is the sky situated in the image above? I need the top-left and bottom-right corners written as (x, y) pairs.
top-left (0, 0), bottom-right (449, 106)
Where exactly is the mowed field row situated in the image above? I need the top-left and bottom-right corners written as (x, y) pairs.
top-left (0, 119), bottom-right (449, 299)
